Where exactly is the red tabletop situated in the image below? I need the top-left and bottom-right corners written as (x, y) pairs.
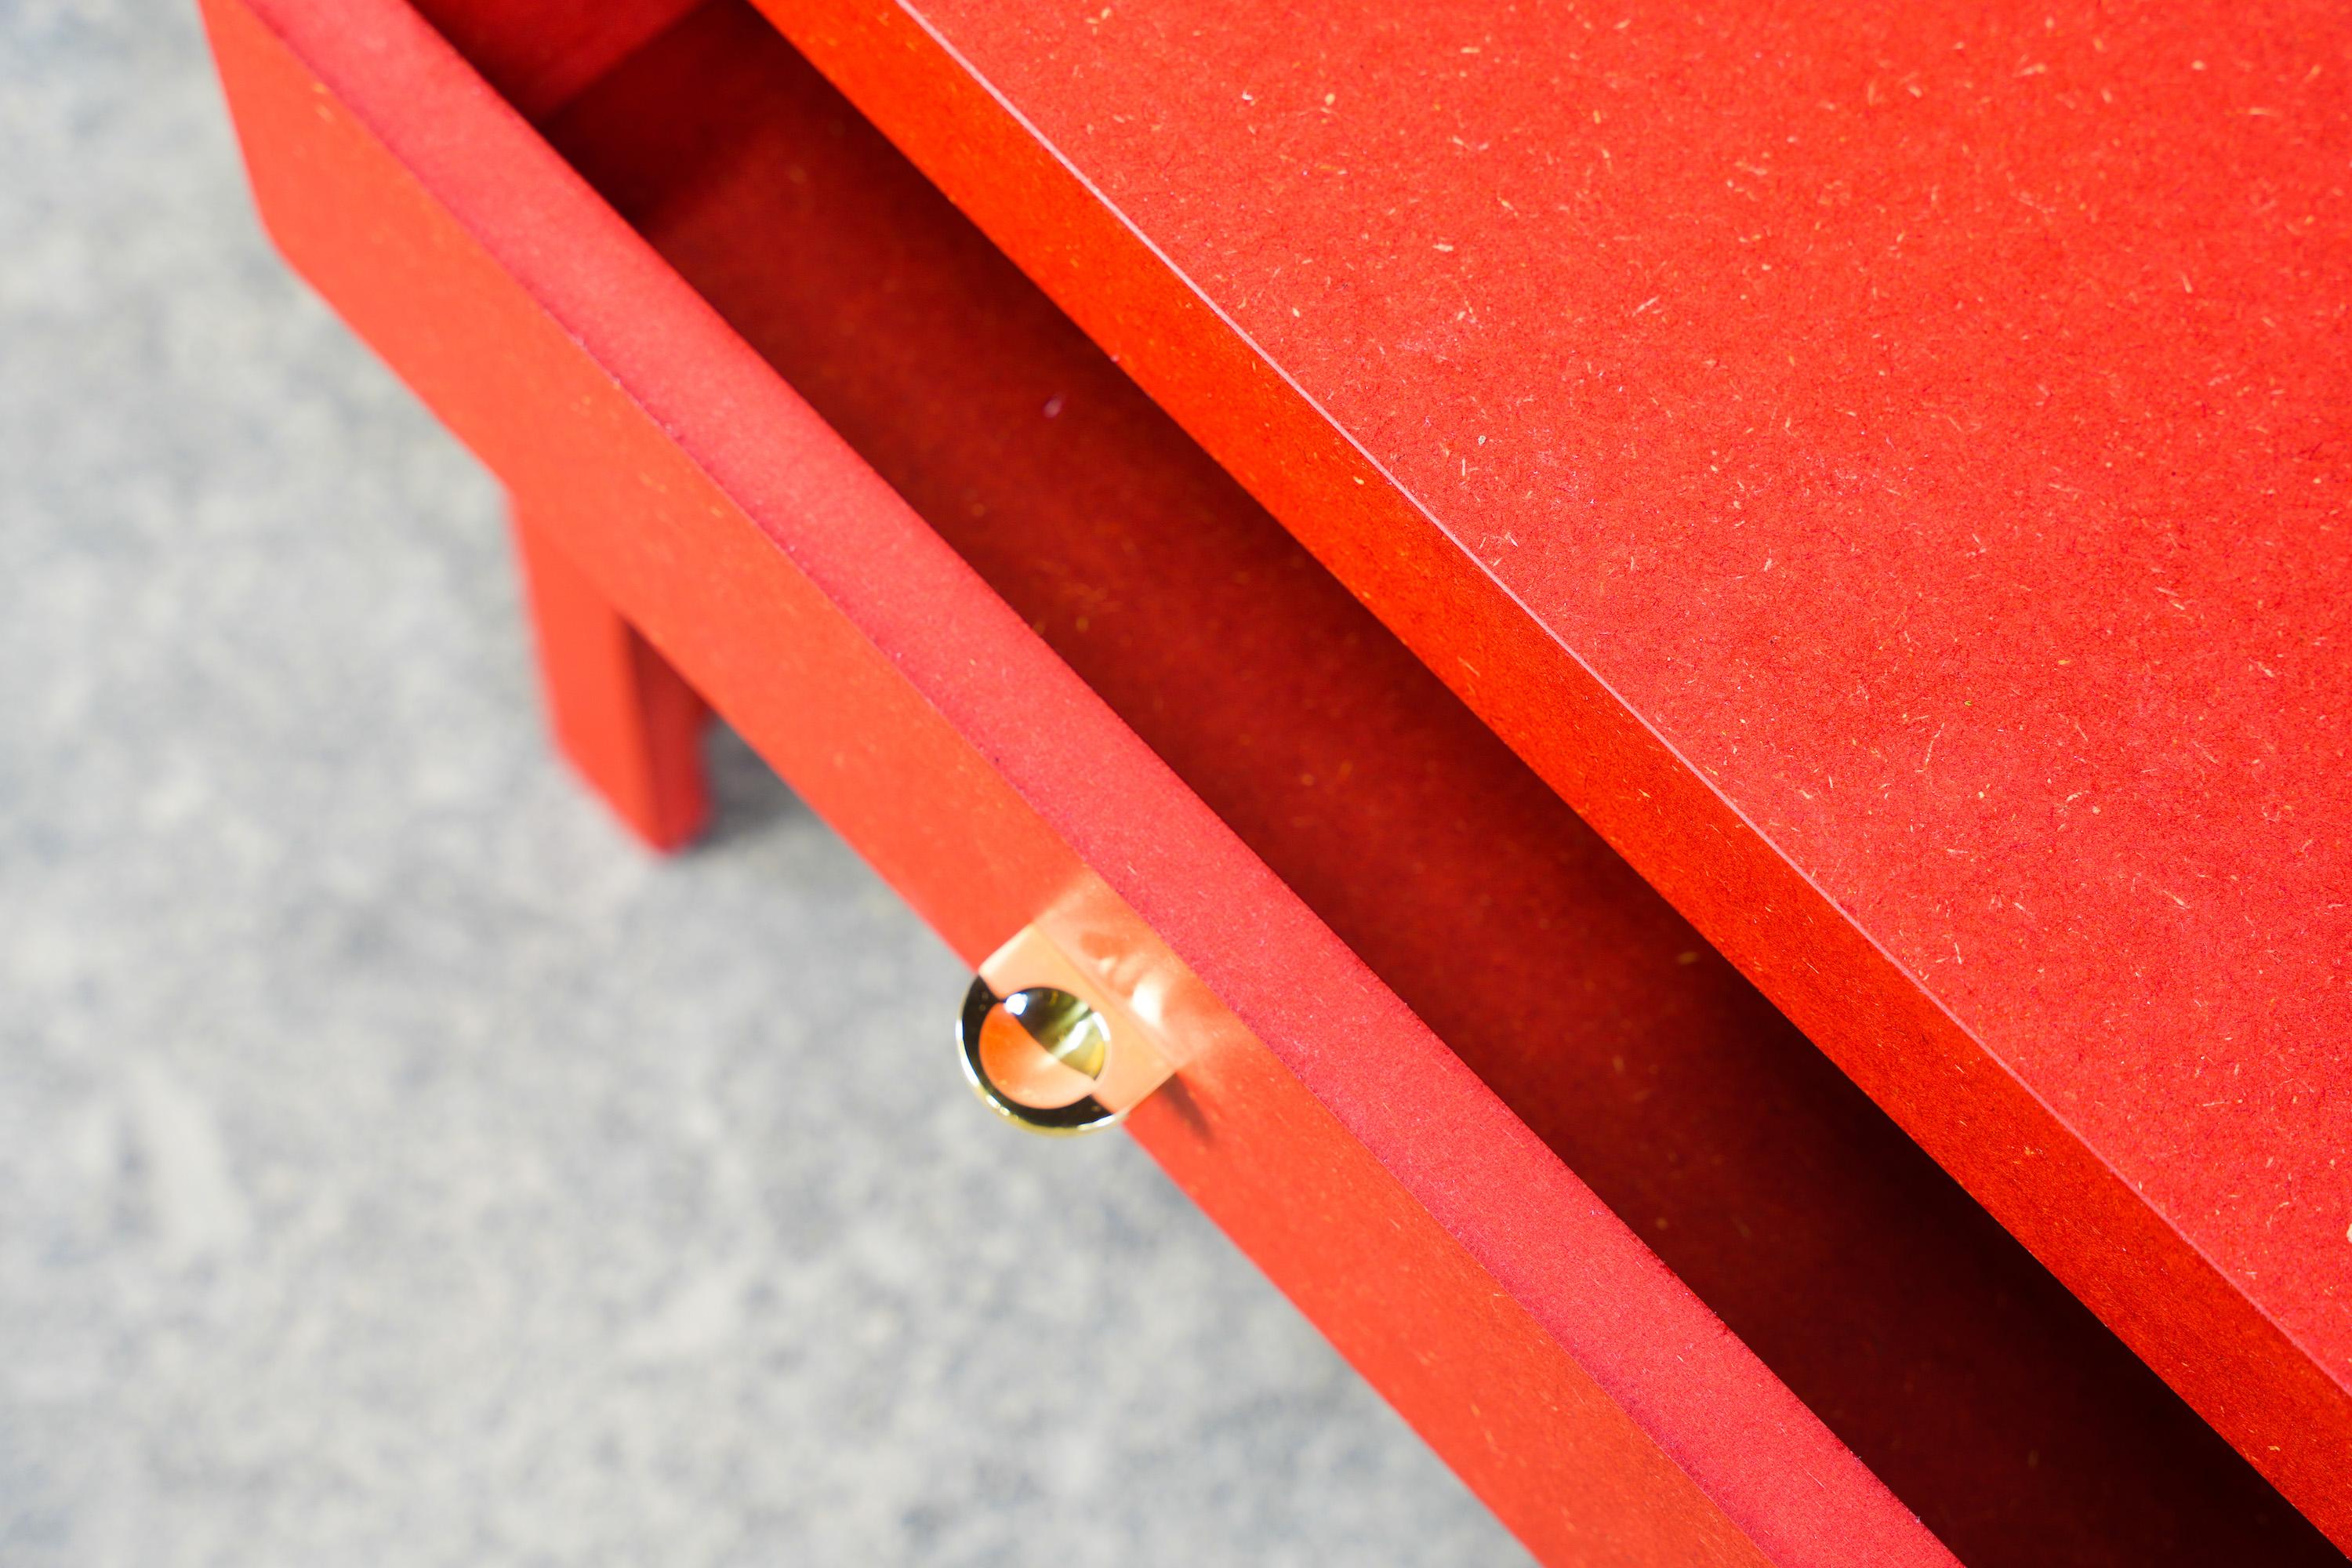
top-left (761, 0), bottom-right (2352, 1530)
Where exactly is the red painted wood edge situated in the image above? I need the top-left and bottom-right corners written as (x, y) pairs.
top-left (745, 0), bottom-right (2352, 1540)
top-left (197, 0), bottom-right (1957, 1562)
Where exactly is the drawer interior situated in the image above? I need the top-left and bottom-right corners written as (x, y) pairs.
top-left (414, 2), bottom-right (2336, 1563)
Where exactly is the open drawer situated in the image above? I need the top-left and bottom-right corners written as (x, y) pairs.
top-left (200, 2), bottom-right (2339, 1563)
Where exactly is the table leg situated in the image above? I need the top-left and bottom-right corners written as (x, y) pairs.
top-left (510, 499), bottom-right (710, 850)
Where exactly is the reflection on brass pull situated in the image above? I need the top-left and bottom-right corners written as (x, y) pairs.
top-left (956, 921), bottom-right (1178, 1136)
top-left (958, 978), bottom-right (1124, 1134)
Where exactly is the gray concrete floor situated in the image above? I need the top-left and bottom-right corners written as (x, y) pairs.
top-left (0, 4), bottom-right (1529, 1563)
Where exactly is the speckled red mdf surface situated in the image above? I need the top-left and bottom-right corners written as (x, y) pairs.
top-left (751, 0), bottom-right (2352, 1538)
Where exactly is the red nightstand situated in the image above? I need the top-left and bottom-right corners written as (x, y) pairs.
top-left (201, 1), bottom-right (2352, 1561)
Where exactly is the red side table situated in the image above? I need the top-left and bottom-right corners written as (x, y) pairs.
top-left (202, 1), bottom-right (2352, 1561)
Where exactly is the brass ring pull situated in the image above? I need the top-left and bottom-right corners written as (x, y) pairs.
top-left (957, 976), bottom-right (1128, 1135)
